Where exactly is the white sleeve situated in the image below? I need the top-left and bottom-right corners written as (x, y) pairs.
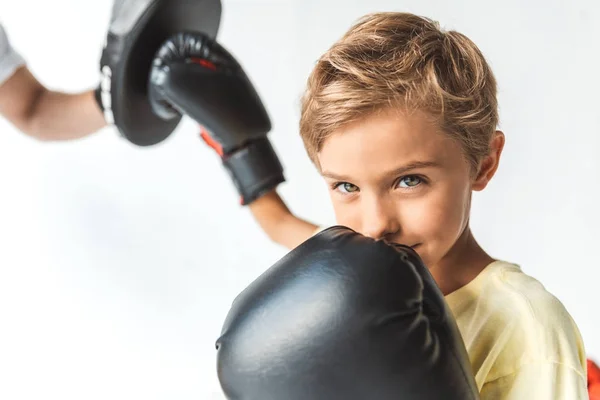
top-left (0, 23), bottom-right (26, 86)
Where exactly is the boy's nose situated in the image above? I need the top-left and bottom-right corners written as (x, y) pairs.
top-left (360, 197), bottom-right (400, 240)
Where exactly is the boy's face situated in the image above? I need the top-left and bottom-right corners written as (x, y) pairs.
top-left (317, 108), bottom-right (501, 269)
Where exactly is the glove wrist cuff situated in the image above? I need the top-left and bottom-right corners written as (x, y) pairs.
top-left (222, 137), bottom-right (285, 205)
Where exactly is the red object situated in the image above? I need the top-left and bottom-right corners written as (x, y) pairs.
top-left (589, 359), bottom-right (600, 399)
top-left (199, 127), bottom-right (223, 156)
top-left (190, 57), bottom-right (217, 71)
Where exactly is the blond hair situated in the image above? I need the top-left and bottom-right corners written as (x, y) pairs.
top-left (299, 12), bottom-right (499, 170)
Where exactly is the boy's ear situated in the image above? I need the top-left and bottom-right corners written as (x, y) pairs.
top-left (472, 131), bottom-right (505, 191)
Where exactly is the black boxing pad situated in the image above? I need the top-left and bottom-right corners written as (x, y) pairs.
top-left (98, 0), bottom-right (221, 146)
top-left (215, 226), bottom-right (479, 400)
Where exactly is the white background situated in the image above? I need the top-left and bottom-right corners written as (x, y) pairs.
top-left (0, 0), bottom-right (598, 398)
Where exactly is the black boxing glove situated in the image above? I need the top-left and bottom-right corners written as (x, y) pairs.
top-left (215, 226), bottom-right (480, 400)
top-left (148, 32), bottom-right (284, 205)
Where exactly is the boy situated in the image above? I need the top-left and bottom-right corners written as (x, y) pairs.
top-left (247, 12), bottom-right (587, 398)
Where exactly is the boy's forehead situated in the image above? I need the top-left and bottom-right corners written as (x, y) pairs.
top-left (318, 109), bottom-right (461, 173)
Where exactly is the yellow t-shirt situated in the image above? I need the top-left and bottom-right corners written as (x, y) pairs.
top-left (445, 260), bottom-right (588, 399)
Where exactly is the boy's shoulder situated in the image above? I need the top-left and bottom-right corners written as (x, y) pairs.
top-left (449, 260), bottom-right (572, 322)
top-left (486, 261), bottom-right (565, 313)
top-left (458, 260), bottom-right (582, 342)
top-left (476, 261), bottom-right (576, 330)
top-left (447, 260), bottom-right (587, 384)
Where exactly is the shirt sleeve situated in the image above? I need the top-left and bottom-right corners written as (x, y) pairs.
top-left (480, 361), bottom-right (588, 400)
top-left (0, 23), bottom-right (26, 86)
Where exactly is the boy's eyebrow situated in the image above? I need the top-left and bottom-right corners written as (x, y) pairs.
top-left (321, 160), bottom-right (441, 181)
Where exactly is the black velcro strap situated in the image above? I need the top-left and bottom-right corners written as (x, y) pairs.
top-left (222, 137), bottom-right (285, 205)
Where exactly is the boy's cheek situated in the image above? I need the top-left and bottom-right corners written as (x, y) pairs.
top-left (331, 202), bottom-right (360, 229)
top-left (396, 195), bottom-right (465, 246)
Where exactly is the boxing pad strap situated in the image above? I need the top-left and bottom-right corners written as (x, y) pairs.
top-left (222, 137), bottom-right (284, 205)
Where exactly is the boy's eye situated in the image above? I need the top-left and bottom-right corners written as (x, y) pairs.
top-left (335, 182), bottom-right (359, 193)
top-left (397, 175), bottom-right (422, 188)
